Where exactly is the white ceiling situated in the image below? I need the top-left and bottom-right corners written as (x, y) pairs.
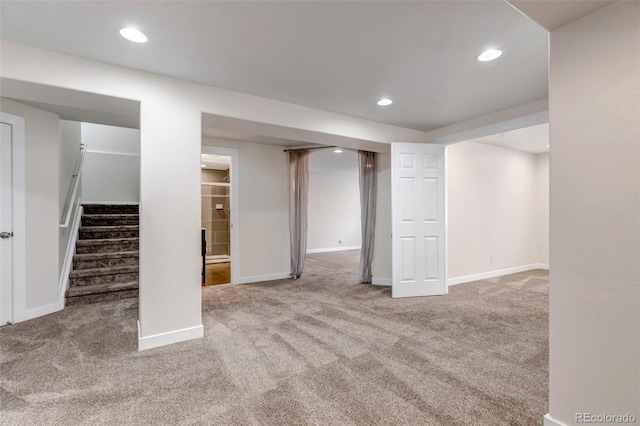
top-left (0, 1), bottom-right (548, 132)
top-left (203, 126), bottom-right (318, 149)
top-left (508, 0), bottom-right (615, 31)
top-left (1, 78), bottom-right (140, 129)
top-left (469, 122), bottom-right (548, 154)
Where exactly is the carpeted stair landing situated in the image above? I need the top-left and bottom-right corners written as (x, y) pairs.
top-left (65, 204), bottom-right (139, 306)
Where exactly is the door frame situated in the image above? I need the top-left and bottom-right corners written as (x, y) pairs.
top-left (201, 145), bottom-right (239, 285)
top-left (1, 112), bottom-right (26, 323)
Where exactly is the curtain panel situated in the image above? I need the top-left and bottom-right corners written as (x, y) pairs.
top-left (288, 149), bottom-right (309, 279)
top-left (358, 150), bottom-right (377, 283)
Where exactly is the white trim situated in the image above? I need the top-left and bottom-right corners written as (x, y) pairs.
top-left (535, 263), bottom-right (549, 270)
top-left (23, 301), bottom-right (62, 321)
top-left (1, 112), bottom-right (26, 324)
top-left (235, 272), bottom-right (290, 285)
top-left (137, 320), bottom-right (204, 351)
top-left (306, 245), bottom-right (361, 254)
top-left (372, 277), bottom-right (391, 286)
top-left (201, 146), bottom-right (239, 285)
top-left (544, 414), bottom-right (568, 426)
top-left (447, 264), bottom-right (546, 286)
top-left (85, 149), bottom-right (140, 157)
top-left (443, 145), bottom-right (449, 294)
top-left (59, 203), bottom-right (83, 309)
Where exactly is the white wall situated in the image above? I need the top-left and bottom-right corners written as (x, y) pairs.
top-left (202, 138), bottom-right (290, 279)
top-left (81, 122), bottom-right (140, 203)
top-left (447, 141), bottom-right (540, 280)
top-left (535, 153), bottom-right (549, 266)
top-left (58, 120), bottom-right (82, 273)
top-left (1, 98), bottom-right (60, 313)
top-left (308, 149), bottom-right (361, 252)
top-left (81, 122), bottom-right (139, 155)
top-left (549, 2), bottom-right (640, 424)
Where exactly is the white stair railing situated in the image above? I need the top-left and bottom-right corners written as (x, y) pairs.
top-left (60, 143), bottom-right (86, 228)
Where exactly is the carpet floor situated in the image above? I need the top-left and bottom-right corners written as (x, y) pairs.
top-left (0, 250), bottom-right (549, 425)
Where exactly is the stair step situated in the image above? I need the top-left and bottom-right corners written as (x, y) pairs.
top-left (66, 288), bottom-right (138, 306)
top-left (66, 281), bottom-right (139, 298)
top-left (73, 251), bottom-right (139, 270)
top-left (83, 204), bottom-right (139, 215)
top-left (69, 265), bottom-right (139, 287)
top-left (75, 238), bottom-right (138, 254)
top-left (79, 225), bottom-right (139, 240)
top-left (81, 214), bottom-right (139, 227)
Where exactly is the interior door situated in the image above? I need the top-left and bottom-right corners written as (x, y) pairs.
top-left (0, 122), bottom-right (13, 324)
top-left (391, 142), bottom-right (446, 298)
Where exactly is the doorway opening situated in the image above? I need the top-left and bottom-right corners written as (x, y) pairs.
top-left (445, 122), bottom-right (550, 287)
top-left (200, 146), bottom-right (239, 286)
top-left (306, 147), bottom-right (362, 281)
top-left (201, 153), bottom-right (231, 285)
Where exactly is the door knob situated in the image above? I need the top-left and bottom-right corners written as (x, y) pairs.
top-left (0, 232), bottom-right (13, 239)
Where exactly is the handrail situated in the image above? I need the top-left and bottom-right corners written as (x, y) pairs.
top-left (60, 143), bottom-right (86, 228)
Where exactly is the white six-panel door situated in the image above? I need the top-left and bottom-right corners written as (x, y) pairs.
top-left (391, 142), bottom-right (446, 298)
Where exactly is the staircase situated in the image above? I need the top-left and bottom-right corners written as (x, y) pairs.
top-left (66, 204), bottom-right (139, 306)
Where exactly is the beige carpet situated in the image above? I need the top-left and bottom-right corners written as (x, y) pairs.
top-left (1, 250), bottom-right (548, 425)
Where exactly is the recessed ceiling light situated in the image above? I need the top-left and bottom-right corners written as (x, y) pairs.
top-left (201, 164), bottom-right (207, 168)
top-left (477, 49), bottom-right (502, 62)
top-left (377, 98), bottom-right (393, 106)
top-left (334, 149), bottom-right (343, 153)
top-left (120, 27), bottom-right (148, 43)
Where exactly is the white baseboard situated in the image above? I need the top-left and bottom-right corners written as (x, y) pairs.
top-left (235, 272), bottom-right (291, 285)
top-left (448, 264), bottom-right (546, 286)
top-left (306, 246), bottom-right (361, 254)
top-left (137, 321), bottom-right (204, 351)
top-left (59, 203), bottom-right (83, 310)
top-left (372, 277), bottom-right (392, 286)
top-left (535, 263), bottom-right (550, 270)
top-left (24, 301), bottom-right (63, 321)
top-left (544, 414), bottom-right (568, 426)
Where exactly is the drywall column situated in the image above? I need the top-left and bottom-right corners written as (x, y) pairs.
top-left (548, 2), bottom-right (639, 424)
top-left (138, 101), bottom-right (203, 350)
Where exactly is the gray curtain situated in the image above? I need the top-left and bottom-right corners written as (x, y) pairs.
top-left (288, 149), bottom-right (309, 279)
top-left (358, 150), bottom-right (377, 283)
